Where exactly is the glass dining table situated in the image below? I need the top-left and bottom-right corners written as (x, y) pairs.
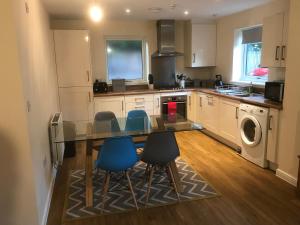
top-left (53, 114), bottom-right (203, 207)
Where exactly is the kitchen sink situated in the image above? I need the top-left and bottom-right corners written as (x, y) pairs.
top-left (214, 85), bottom-right (251, 97)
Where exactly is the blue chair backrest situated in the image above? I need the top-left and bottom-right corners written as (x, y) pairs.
top-left (96, 136), bottom-right (138, 172)
top-left (94, 111), bottom-right (120, 133)
top-left (125, 110), bottom-right (151, 132)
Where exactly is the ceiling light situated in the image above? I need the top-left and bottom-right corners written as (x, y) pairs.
top-left (85, 36), bottom-right (89, 42)
top-left (89, 5), bottom-right (103, 22)
top-left (125, 8), bottom-right (131, 14)
top-left (184, 10), bottom-right (189, 15)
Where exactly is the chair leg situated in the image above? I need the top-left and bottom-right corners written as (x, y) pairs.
top-left (125, 171), bottom-right (139, 210)
top-left (167, 165), bottom-right (180, 201)
top-left (101, 171), bottom-right (111, 212)
top-left (145, 165), bottom-right (155, 206)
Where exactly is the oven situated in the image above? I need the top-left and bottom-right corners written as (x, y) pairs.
top-left (161, 95), bottom-right (187, 122)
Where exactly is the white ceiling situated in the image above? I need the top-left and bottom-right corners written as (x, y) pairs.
top-left (42, 0), bottom-right (274, 20)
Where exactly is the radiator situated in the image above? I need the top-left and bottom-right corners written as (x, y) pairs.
top-left (50, 112), bottom-right (65, 167)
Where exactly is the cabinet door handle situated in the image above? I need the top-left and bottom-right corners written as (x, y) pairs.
top-left (199, 97), bottom-right (202, 107)
top-left (157, 98), bottom-right (159, 108)
top-left (88, 92), bottom-right (91, 102)
top-left (189, 96), bottom-right (191, 106)
top-left (268, 115), bottom-right (273, 130)
top-left (86, 70), bottom-right (90, 82)
top-left (281, 45), bottom-right (286, 61)
top-left (235, 107), bottom-right (239, 119)
top-left (275, 46), bottom-right (280, 61)
top-left (192, 53), bottom-right (196, 63)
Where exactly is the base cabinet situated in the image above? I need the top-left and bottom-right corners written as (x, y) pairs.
top-left (266, 108), bottom-right (280, 162)
top-left (94, 96), bottom-right (125, 118)
top-left (219, 98), bottom-right (240, 145)
top-left (59, 87), bottom-right (94, 122)
top-left (202, 94), bottom-right (220, 135)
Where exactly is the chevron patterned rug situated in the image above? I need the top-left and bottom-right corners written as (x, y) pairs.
top-left (63, 158), bottom-right (219, 220)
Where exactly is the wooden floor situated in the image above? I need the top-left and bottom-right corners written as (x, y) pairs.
top-left (47, 131), bottom-right (300, 225)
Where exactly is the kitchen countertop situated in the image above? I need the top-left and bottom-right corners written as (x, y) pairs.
top-left (94, 88), bottom-right (283, 110)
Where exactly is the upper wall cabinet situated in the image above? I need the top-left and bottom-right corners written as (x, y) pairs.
top-left (261, 13), bottom-right (288, 68)
top-left (54, 30), bottom-right (92, 87)
top-left (184, 22), bottom-right (216, 68)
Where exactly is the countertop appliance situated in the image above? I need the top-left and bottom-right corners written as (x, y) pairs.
top-left (161, 95), bottom-right (187, 122)
top-left (93, 80), bottom-right (108, 93)
top-left (238, 104), bottom-right (269, 168)
top-left (264, 81), bottom-right (284, 102)
top-left (215, 75), bottom-right (223, 87)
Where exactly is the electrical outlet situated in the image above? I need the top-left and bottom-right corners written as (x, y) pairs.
top-left (43, 156), bottom-right (47, 168)
top-left (25, 1), bottom-right (29, 14)
top-left (26, 100), bottom-right (31, 112)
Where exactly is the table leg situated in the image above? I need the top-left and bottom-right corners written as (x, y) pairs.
top-left (86, 139), bottom-right (93, 207)
top-left (170, 160), bottom-right (182, 193)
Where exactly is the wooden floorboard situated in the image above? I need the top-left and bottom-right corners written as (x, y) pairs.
top-left (46, 131), bottom-right (300, 225)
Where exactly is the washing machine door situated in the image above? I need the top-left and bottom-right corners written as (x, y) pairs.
top-left (240, 115), bottom-right (262, 147)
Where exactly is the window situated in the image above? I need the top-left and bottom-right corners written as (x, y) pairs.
top-left (106, 39), bottom-right (148, 83)
top-left (232, 26), bottom-right (269, 84)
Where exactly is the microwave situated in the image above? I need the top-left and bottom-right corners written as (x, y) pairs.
top-left (264, 81), bottom-right (285, 102)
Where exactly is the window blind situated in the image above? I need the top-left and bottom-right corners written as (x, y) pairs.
top-left (242, 26), bottom-right (262, 44)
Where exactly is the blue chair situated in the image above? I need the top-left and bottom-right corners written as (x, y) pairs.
top-left (95, 136), bottom-right (139, 210)
top-left (125, 110), bottom-right (151, 148)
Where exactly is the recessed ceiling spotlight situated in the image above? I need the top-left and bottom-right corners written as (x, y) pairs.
top-left (184, 10), bottom-right (189, 15)
top-left (148, 7), bottom-right (162, 13)
top-left (89, 5), bottom-right (103, 22)
top-left (125, 8), bottom-right (131, 14)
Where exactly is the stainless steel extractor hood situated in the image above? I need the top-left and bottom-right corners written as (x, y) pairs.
top-left (152, 20), bottom-right (183, 57)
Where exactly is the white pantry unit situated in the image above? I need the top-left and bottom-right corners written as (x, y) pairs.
top-left (54, 29), bottom-right (94, 123)
top-left (184, 22), bottom-right (216, 67)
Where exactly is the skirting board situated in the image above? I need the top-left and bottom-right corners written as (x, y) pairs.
top-left (276, 169), bottom-right (298, 187)
top-left (41, 167), bottom-right (57, 225)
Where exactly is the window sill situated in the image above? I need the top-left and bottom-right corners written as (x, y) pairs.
top-left (230, 80), bottom-right (266, 87)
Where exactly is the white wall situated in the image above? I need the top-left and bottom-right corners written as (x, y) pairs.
top-left (13, 0), bottom-right (60, 224)
top-left (276, 0), bottom-right (300, 184)
top-left (50, 19), bottom-right (213, 82)
top-left (0, 1), bottom-right (39, 225)
top-left (215, 0), bottom-right (290, 83)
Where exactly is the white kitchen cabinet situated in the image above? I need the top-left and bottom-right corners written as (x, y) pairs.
top-left (125, 94), bottom-right (154, 116)
top-left (202, 94), bottom-right (219, 134)
top-left (267, 108), bottom-right (280, 162)
top-left (184, 22), bottom-right (216, 67)
top-left (94, 96), bottom-right (125, 118)
top-left (261, 13), bottom-right (288, 68)
top-left (54, 30), bottom-right (92, 87)
top-left (59, 87), bottom-right (94, 122)
top-left (153, 94), bottom-right (161, 115)
top-left (219, 98), bottom-right (240, 145)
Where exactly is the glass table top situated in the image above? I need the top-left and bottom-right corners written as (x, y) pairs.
top-left (52, 115), bottom-right (203, 143)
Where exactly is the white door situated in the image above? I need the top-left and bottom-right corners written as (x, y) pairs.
top-left (59, 87), bottom-right (93, 121)
top-left (187, 92), bottom-right (195, 122)
top-left (94, 97), bottom-right (125, 118)
top-left (219, 98), bottom-right (240, 144)
top-left (261, 13), bottom-right (284, 67)
top-left (267, 108), bottom-right (280, 162)
top-left (54, 30), bottom-right (92, 87)
top-left (191, 24), bottom-right (216, 67)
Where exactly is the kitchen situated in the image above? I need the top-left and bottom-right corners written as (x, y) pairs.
top-left (1, 0), bottom-right (300, 225)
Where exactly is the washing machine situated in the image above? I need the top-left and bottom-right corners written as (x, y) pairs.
top-left (238, 104), bottom-right (269, 168)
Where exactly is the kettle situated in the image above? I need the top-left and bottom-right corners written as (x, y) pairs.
top-left (215, 75), bottom-right (223, 87)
